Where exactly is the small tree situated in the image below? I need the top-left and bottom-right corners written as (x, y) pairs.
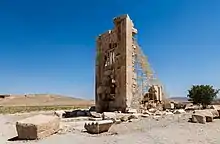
top-left (187, 85), bottom-right (219, 108)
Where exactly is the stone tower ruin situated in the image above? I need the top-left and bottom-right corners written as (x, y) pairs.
top-left (95, 14), bottom-right (165, 113)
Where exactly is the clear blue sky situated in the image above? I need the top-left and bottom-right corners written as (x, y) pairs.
top-left (0, 0), bottom-right (220, 99)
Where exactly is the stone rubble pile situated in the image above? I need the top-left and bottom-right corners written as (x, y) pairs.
top-left (14, 104), bottom-right (191, 141)
top-left (189, 105), bottom-right (220, 124)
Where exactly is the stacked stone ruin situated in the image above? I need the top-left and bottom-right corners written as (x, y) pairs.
top-left (95, 14), bottom-right (166, 113)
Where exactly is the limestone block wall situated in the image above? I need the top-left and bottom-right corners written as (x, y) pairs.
top-left (95, 15), bottom-right (137, 112)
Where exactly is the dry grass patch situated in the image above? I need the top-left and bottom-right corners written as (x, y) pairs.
top-left (0, 105), bottom-right (89, 114)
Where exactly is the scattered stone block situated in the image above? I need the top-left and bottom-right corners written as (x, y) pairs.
top-left (128, 114), bottom-right (139, 120)
top-left (194, 110), bottom-right (213, 122)
top-left (115, 119), bottom-right (122, 124)
top-left (206, 116), bottom-right (213, 122)
top-left (142, 110), bottom-right (152, 115)
top-left (84, 120), bottom-right (113, 134)
top-left (54, 110), bottom-right (65, 118)
top-left (164, 111), bottom-right (174, 115)
top-left (210, 105), bottom-right (220, 110)
top-left (208, 109), bottom-right (219, 118)
top-left (156, 104), bottom-right (164, 111)
top-left (198, 109), bottom-right (219, 119)
top-left (164, 102), bottom-right (175, 110)
top-left (102, 112), bottom-right (117, 121)
top-left (16, 114), bottom-right (60, 140)
top-left (120, 115), bottom-right (129, 122)
top-left (174, 102), bottom-right (186, 109)
top-left (174, 109), bottom-right (186, 114)
top-left (127, 109), bottom-right (137, 114)
top-left (148, 108), bottom-right (157, 113)
top-left (185, 104), bottom-right (202, 111)
top-left (90, 112), bottom-right (102, 118)
top-left (210, 105), bottom-right (220, 116)
top-left (128, 119), bottom-right (139, 123)
top-left (141, 114), bottom-right (150, 118)
top-left (192, 114), bottom-right (206, 124)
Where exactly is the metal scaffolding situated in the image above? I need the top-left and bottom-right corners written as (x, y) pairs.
top-left (132, 37), bottom-right (168, 102)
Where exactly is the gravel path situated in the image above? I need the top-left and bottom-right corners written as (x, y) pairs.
top-left (1, 112), bottom-right (220, 144)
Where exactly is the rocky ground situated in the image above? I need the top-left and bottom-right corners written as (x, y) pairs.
top-left (1, 111), bottom-right (220, 144)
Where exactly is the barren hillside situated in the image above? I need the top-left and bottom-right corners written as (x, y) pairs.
top-left (0, 94), bottom-right (94, 107)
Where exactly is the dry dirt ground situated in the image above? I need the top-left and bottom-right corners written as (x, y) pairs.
top-left (0, 94), bottom-right (94, 106)
top-left (1, 111), bottom-right (220, 144)
top-left (0, 95), bottom-right (94, 114)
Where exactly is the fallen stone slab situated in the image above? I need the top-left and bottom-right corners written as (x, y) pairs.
top-left (54, 110), bottom-right (65, 118)
top-left (90, 112), bottom-right (102, 118)
top-left (16, 114), bottom-right (60, 140)
top-left (192, 114), bottom-right (206, 124)
top-left (194, 110), bottom-right (213, 122)
top-left (196, 109), bottom-right (219, 118)
top-left (84, 120), bottom-right (113, 134)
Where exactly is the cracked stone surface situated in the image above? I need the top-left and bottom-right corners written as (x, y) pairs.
top-left (1, 112), bottom-right (220, 144)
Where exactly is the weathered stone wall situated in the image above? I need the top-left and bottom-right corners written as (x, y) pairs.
top-left (95, 15), bottom-right (136, 112)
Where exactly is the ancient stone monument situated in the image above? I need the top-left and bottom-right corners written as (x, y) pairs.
top-left (95, 14), bottom-right (166, 113)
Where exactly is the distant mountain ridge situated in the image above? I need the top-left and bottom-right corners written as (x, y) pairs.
top-left (169, 97), bottom-right (189, 102)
